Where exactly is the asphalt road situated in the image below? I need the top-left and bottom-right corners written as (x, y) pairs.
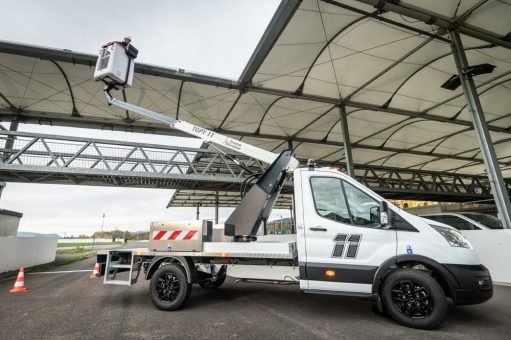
top-left (0, 255), bottom-right (510, 340)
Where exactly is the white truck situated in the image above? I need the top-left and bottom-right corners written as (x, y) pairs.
top-left (93, 39), bottom-right (493, 330)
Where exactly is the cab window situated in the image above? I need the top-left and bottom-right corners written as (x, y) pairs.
top-left (439, 215), bottom-right (477, 230)
top-left (310, 177), bottom-right (351, 224)
top-left (424, 215), bottom-right (442, 222)
top-left (461, 213), bottom-right (501, 229)
top-left (343, 181), bottom-right (380, 228)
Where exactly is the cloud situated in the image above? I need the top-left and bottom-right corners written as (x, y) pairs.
top-left (2, 182), bottom-right (228, 236)
top-left (0, 0), bottom-right (280, 79)
top-left (2, 182), bottom-right (289, 237)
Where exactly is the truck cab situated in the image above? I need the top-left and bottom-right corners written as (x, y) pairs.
top-left (294, 167), bottom-right (492, 328)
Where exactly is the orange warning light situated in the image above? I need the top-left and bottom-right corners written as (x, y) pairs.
top-left (325, 270), bottom-right (336, 278)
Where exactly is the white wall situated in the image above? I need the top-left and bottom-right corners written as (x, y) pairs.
top-left (0, 213), bottom-right (21, 237)
top-left (0, 237), bottom-right (57, 273)
top-left (462, 230), bottom-right (511, 284)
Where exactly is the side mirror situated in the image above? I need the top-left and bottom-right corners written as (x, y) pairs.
top-left (379, 201), bottom-right (389, 226)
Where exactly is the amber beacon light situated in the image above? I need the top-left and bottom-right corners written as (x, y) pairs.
top-left (325, 270), bottom-right (336, 278)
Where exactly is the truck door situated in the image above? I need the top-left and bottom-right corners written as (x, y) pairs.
top-left (300, 172), bottom-right (396, 294)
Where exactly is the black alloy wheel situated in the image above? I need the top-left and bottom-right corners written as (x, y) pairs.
top-left (156, 271), bottom-right (181, 302)
top-left (150, 264), bottom-right (191, 311)
top-left (381, 268), bottom-right (447, 329)
top-left (391, 280), bottom-right (433, 319)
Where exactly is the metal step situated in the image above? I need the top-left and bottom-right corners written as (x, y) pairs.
top-left (104, 279), bottom-right (132, 286)
top-left (111, 264), bottom-right (132, 269)
top-left (103, 250), bottom-right (138, 286)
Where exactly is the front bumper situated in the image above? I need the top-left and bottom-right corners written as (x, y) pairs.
top-left (443, 264), bottom-right (493, 305)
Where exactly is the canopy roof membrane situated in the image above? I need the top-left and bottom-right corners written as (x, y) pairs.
top-left (1, 0), bottom-right (511, 188)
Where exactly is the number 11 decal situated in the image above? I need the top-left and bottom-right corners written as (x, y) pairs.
top-left (332, 233), bottom-right (362, 259)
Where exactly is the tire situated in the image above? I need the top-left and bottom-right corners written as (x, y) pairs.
top-left (381, 268), bottom-right (448, 330)
top-left (199, 274), bottom-right (226, 289)
top-left (150, 264), bottom-right (191, 311)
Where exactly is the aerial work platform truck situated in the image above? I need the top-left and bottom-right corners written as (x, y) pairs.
top-left (93, 38), bottom-right (493, 329)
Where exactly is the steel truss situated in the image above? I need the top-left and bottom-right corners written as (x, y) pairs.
top-left (0, 131), bottom-right (507, 203)
top-left (0, 131), bottom-right (264, 191)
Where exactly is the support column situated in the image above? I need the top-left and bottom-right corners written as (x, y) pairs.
top-left (290, 208), bottom-right (294, 233)
top-left (214, 192), bottom-right (219, 224)
top-left (449, 29), bottom-right (511, 228)
top-left (339, 104), bottom-right (355, 178)
top-left (3, 118), bottom-right (19, 161)
top-left (196, 205), bottom-right (200, 221)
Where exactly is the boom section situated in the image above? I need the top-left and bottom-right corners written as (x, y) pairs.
top-left (105, 91), bottom-right (295, 168)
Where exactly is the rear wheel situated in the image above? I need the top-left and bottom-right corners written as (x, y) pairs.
top-left (150, 264), bottom-right (191, 311)
top-left (381, 268), bottom-right (447, 329)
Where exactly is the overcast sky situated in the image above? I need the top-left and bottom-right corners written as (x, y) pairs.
top-left (0, 0), bottom-right (291, 236)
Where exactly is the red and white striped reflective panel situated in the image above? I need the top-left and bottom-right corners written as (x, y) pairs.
top-left (152, 230), bottom-right (198, 241)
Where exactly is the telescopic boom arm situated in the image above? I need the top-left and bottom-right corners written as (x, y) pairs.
top-left (105, 91), bottom-right (298, 171)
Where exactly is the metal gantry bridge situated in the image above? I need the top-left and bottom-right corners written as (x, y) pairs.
top-left (0, 130), bottom-right (263, 191)
top-left (1, 130), bottom-right (507, 206)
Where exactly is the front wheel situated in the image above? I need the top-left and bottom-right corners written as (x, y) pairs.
top-left (381, 268), bottom-right (447, 329)
top-left (150, 264), bottom-right (191, 311)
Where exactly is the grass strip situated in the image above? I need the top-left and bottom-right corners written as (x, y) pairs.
top-left (57, 242), bottom-right (116, 248)
top-left (26, 251), bottom-right (94, 273)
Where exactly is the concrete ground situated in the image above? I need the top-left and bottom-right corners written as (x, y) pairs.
top-left (0, 255), bottom-right (509, 340)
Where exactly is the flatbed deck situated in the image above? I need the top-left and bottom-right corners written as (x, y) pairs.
top-left (98, 239), bottom-right (296, 260)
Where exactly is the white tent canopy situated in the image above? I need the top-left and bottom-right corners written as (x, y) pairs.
top-left (0, 0), bottom-right (510, 180)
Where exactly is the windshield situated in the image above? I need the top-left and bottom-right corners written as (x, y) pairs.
top-left (460, 213), bottom-right (503, 229)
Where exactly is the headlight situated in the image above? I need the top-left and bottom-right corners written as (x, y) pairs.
top-left (431, 225), bottom-right (472, 249)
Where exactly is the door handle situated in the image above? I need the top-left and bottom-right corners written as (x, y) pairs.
top-left (309, 226), bottom-right (327, 232)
